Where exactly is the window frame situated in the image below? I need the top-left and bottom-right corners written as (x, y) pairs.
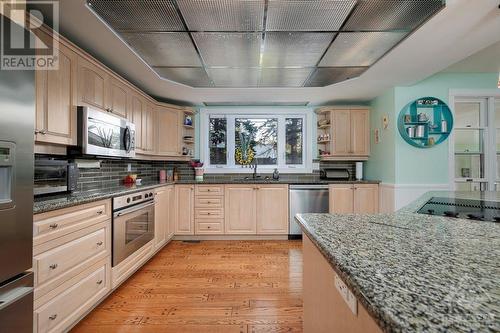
top-left (200, 108), bottom-right (313, 173)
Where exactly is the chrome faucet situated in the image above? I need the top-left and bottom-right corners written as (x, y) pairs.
top-left (252, 159), bottom-right (259, 179)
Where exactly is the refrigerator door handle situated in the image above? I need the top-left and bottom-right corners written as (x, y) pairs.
top-left (0, 286), bottom-right (33, 311)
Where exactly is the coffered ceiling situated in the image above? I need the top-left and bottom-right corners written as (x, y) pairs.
top-left (86, 0), bottom-right (445, 88)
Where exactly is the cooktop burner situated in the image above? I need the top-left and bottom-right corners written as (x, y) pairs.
top-left (417, 197), bottom-right (500, 222)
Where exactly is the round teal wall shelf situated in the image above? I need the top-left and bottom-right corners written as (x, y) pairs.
top-left (397, 97), bottom-right (453, 148)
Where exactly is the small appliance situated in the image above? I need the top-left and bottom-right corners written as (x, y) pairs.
top-left (320, 168), bottom-right (350, 180)
top-left (34, 160), bottom-right (78, 196)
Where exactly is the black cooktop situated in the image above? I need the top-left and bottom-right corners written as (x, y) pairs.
top-left (417, 197), bottom-right (500, 222)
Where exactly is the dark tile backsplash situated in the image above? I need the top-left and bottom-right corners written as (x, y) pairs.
top-left (35, 155), bottom-right (359, 192)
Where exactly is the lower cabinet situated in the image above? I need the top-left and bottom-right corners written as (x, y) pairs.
top-left (329, 184), bottom-right (379, 214)
top-left (225, 184), bottom-right (289, 235)
top-left (175, 185), bottom-right (195, 235)
top-left (154, 185), bottom-right (174, 251)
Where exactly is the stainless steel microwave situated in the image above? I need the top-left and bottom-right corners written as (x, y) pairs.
top-left (69, 106), bottom-right (136, 158)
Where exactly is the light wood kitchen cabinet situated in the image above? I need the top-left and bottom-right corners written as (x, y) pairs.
top-left (175, 185), bottom-right (195, 235)
top-left (129, 93), bottom-right (144, 151)
top-left (154, 186), bottom-right (169, 251)
top-left (329, 184), bottom-right (379, 214)
top-left (224, 185), bottom-right (256, 234)
top-left (77, 56), bottom-right (107, 111)
top-left (156, 105), bottom-right (182, 156)
top-left (317, 107), bottom-right (370, 160)
top-left (105, 78), bottom-right (129, 118)
top-left (256, 185), bottom-right (289, 234)
top-left (35, 35), bottom-right (77, 146)
top-left (142, 102), bottom-right (156, 153)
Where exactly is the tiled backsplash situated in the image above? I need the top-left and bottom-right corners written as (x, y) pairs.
top-left (35, 155), bottom-right (358, 192)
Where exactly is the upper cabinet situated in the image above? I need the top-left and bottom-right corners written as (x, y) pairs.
top-left (317, 107), bottom-right (370, 161)
top-left (35, 32), bottom-right (77, 146)
top-left (142, 102), bottom-right (156, 154)
top-left (77, 56), bottom-right (107, 111)
top-left (129, 93), bottom-right (145, 152)
top-left (106, 78), bottom-right (129, 118)
top-left (156, 105), bottom-right (182, 157)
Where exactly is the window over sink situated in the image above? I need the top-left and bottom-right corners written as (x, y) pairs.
top-left (201, 108), bottom-right (312, 173)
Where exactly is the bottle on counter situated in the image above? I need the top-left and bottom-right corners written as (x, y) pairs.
top-left (273, 168), bottom-right (279, 180)
top-left (173, 167), bottom-right (179, 182)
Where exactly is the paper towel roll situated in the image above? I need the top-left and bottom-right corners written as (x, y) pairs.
top-left (355, 162), bottom-right (363, 180)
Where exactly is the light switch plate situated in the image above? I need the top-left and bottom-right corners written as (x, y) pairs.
top-left (127, 163), bottom-right (132, 172)
top-left (334, 273), bottom-right (358, 315)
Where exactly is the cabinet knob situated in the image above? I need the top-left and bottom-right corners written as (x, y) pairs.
top-left (96, 279), bottom-right (103, 285)
top-left (207, 226), bottom-right (211, 229)
top-left (39, 130), bottom-right (47, 135)
top-left (49, 264), bottom-right (58, 270)
top-left (34, 130), bottom-right (39, 135)
top-left (96, 241), bottom-right (103, 246)
top-left (97, 210), bottom-right (103, 215)
top-left (49, 223), bottom-right (58, 229)
top-left (207, 189), bottom-right (211, 192)
top-left (49, 314), bottom-right (57, 321)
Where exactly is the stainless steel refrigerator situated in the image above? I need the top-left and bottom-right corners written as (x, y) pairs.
top-left (0, 59), bottom-right (35, 331)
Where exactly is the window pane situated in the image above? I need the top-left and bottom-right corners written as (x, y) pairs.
top-left (285, 118), bottom-right (303, 164)
top-left (209, 117), bottom-right (227, 165)
top-left (455, 155), bottom-right (483, 179)
top-left (454, 129), bottom-right (484, 153)
top-left (455, 102), bottom-right (481, 128)
top-left (235, 118), bottom-right (277, 165)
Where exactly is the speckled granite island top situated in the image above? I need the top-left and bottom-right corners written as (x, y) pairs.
top-left (296, 191), bottom-right (500, 333)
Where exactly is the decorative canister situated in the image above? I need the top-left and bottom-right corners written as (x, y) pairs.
top-left (415, 125), bottom-right (425, 138)
top-left (194, 167), bottom-right (204, 182)
top-left (159, 169), bottom-right (167, 181)
top-left (406, 126), bottom-right (416, 138)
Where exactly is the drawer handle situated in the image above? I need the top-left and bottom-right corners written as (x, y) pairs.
top-left (97, 210), bottom-right (103, 215)
top-left (96, 241), bottom-right (103, 246)
top-left (96, 280), bottom-right (103, 285)
top-left (49, 314), bottom-right (57, 321)
top-left (207, 212), bottom-right (211, 215)
top-left (49, 223), bottom-right (58, 229)
top-left (49, 264), bottom-right (58, 270)
top-left (207, 226), bottom-right (211, 229)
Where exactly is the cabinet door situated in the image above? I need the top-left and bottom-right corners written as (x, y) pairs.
top-left (256, 185), bottom-right (289, 234)
top-left (353, 184), bottom-right (379, 214)
top-left (77, 56), bottom-right (107, 110)
top-left (329, 185), bottom-right (354, 214)
top-left (175, 185), bottom-right (194, 235)
top-left (350, 109), bottom-right (370, 156)
top-left (35, 39), bottom-right (77, 145)
top-left (154, 188), bottom-right (168, 250)
top-left (129, 94), bottom-right (144, 151)
top-left (166, 186), bottom-right (175, 239)
top-left (106, 78), bottom-right (129, 118)
top-left (224, 185), bottom-right (256, 234)
top-left (157, 106), bottom-right (181, 156)
top-left (332, 110), bottom-right (351, 155)
top-left (142, 103), bottom-right (156, 153)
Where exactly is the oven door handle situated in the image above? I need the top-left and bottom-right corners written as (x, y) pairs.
top-left (113, 200), bottom-right (155, 217)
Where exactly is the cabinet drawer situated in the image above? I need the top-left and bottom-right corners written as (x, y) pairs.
top-left (34, 227), bottom-right (107, 286)
top-left (195, 196), bottom-right (224, 208)
top-left (195, 208), bottom-right (224, 220)
top-left (34, 200), bottom-right (111, 246)
top-left (196, 221), bottom-right (223, 234)
top-left (35, 260), bottom-right (109, 333)
top-left (195, 185), bottom-right (224, 196)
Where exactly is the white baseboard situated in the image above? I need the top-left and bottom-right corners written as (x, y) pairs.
top-left (379, 183), bottom-right (451, 212)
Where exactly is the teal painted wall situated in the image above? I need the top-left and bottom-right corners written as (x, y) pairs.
top-left (394, 72), bottom-right (498, 184)
top-left (365, 88), bottom-right (396, 183)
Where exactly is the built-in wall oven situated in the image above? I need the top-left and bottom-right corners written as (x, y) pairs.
top-left (112, 190), bottom-right (155, 266)
top-left (69, 106), bottom-right (136, 158)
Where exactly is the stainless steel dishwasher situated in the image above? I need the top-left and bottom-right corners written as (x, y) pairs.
top-left (289, 184), bottom-right (329, 239)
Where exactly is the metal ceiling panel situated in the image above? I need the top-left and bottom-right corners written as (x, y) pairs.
top-left (87, 0), bottom-right (185, 31)
top-left (320, 32), bottom-right (407, 67)
top-left (260, 68), bottom-right (313, 87)
top-left (204, 101), bottom-right (310, 106)
top-left (154, 67), bottom-right (213, 87)
top-left (305, 67), bottom-right (367, 87)
top-left (266, 0), bottom-right (356, 31)
top-left (177, 0), bottom-right (265, 31)
top-left (120, 32), bottom-right (201, 67)
top-left (192, 33), bottom-right (262, 67)
top-left (261, 32), bottom-right (335, 67)
top-left (344, 0), bottom-right (445, 31)
top-left (207, 68), bottom-right (261, 87)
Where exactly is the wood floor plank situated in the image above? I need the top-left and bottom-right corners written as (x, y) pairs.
top-left (71, 240), bottom-right (303, 333)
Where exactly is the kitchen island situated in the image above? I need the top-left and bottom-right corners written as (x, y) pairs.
top-left (296, 191), bottom-right (500, 333)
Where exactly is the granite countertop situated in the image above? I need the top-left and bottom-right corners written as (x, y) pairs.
top-left (295, 191), bottom-right (500, 333)
top-left (34, 178), bottom-right (380, 214)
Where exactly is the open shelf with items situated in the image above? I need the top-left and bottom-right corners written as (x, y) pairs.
top-left (181, 108), bottom-right (195, 158)
top-left (398, 97), bottom-right (453, 148)
top-left (316, 107), bottom-right (332, 158)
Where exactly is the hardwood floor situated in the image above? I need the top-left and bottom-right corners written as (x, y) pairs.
top-left (72, 240), bottom-right (303, 333)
